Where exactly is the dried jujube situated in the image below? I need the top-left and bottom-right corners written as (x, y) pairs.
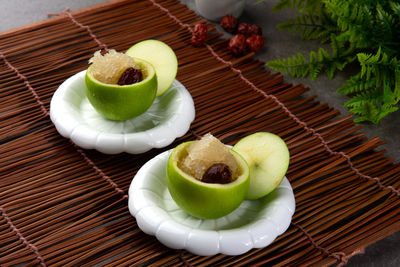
top-left (118, 67), bottom-right (143, 85)
top-left (248, 24), bottom-right (262, 36)
top-left (237, 23), bottom-right (250, 36)
top-left (246, 35), bottom-right (265, 53)
top-left (202, 163), bottom-right (232, 184)
top-left (191, 24), bottom-right (208, 47)
top-left (228, 34), bottom-right (247, 56)
top-left (238, 23), bottom-right (262, 37)
top-left (220, 15), bottom-right (238, 33)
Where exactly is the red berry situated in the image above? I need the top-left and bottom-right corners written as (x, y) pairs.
top-left (194, 24), bottom-right (208, 40)
top-left (191, 36), bottom-right (203, 47)
top-left (191, 24), bottom-right (208, 46)
top-left (248, 24), bottom-right (262, 36)
top-left (237, 23), bottom-right (250, 36)
top-left (220, 15), bottom-right (238, 33)
top-left (229, 34), bottom-right (247, 56)
top-left (246, 35), bottom-right (264, 52)
top-left (238, 23), bottom-right (262, 37)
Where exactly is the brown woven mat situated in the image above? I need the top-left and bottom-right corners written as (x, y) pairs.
top-left (1, 0), bottom-right (399, 266)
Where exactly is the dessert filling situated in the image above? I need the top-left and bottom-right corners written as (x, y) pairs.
top-left (179, 133), bottom-right (238, 183)
top-left (88, 49), bottom-right (145, 85)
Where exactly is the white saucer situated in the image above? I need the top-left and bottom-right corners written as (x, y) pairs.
top-left (128, 150), bottom-right (296, 256)
top-left (50, 71), bottom-right (195, 154)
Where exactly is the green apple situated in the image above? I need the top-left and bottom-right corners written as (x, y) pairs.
top-left (85, 57), bottom-right (157, 121)
top-left (233, 132), bottom-right (290, 200)
top-left (125, 40), bottom-right (178, 96)
top-left (167, 142), bottom-right (250, 219)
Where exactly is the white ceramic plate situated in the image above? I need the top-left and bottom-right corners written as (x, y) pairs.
top-left (50, 71), bottom-right (195, 154)
top-left (128, 150), bottom-right (296, 256)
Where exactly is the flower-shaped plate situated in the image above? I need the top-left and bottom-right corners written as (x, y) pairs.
top-left (50, 70), bottom-right (195, 154)
top-left (128, 150), bottom-right (296, 256)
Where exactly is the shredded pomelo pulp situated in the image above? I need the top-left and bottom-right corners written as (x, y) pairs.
top-left (88, 49), bottom-right (141, 85)
top-left (179, 133), bottom-right (238, 181)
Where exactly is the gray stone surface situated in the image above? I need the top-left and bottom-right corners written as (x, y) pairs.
top-left (0, 0), bottom-right (399, 266)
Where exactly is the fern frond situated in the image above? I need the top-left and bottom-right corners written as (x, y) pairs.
top-left (274, 0), bottom-right (337, 42)
top-left (272, 0), bottom-right (293, 11)
top-left (271, 0), bottom-right (400, 123)
top-left (394, 69), bottom-right (400, 101)
top-left (272, 0), bottom-right (321, 12)
top-left (266, 44), bottom-right (353, 80)
top-left (276, 13), bottom-right (332, 41)
top-left (390, 1), bottom-right (400, 17)
top-left (337, 74), bottom-right (376, 95)
top-left (352, 103), bottom-right (380, 123)
top-left (357, 48), bottom-right (399, 86)
top-left (352, 101), bottom-right (399, 124)
top-left (344, 88), bottom-right (382, 107)
top-left (348, 101), bottom-right (381, 124)
top-left (267, 53), bottom-right (314, 78)
top-left (343, 72), bottom-right (400, 124)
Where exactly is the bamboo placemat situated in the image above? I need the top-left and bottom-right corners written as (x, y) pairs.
top-left (1, 0), bottom-right (399, 266)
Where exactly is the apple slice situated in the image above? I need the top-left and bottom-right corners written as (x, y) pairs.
top-left (126, 40), bottom-right (178, 96)
top-left (233, 132), bottom-right (290, 200)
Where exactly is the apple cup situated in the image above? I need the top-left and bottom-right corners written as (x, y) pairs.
top-left (85, 58), bottom-right (157, 121)
top-left (167, 142), bottom-right (250, 219)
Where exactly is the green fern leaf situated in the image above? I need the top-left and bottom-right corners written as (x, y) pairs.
top-left (344, 88), bottom-right (382, 107)
top-left (272, 0), bottom-right (293, 11)
top-left (394, 69), bottom-right (400, 101)
top-left (352, 102), bottom-right (381, 124)
top-left (270, 0), bottom-right (400, 123)
top-left (337, 74), bottom-right (376, 95)
top-left (276, 19), bottom-right (297, 31)
top-left (266, 53), bottom-right (311, 78)
top-left (382, 79), bottom-right (397, 105)
top-left (390, 1), bottom-right (400, 17)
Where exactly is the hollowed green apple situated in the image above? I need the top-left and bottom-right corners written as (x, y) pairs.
top-left (233, 132), bottom-right (290, 200)
top-left (85, 58), bottom-right (157, 121)
top-left (167, 142), bottom-right (250, 219)
top-left (125, 40), bottom-right (178, 96)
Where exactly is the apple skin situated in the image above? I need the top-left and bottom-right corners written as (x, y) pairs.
top-left (233, 132), bottom-right (290, 200)
top-left (85, 58), bottom-right (157, 121)
top-left (167, 142), bottom-right (250, 219)
top-left (125, 40), bottom-right (178, 96)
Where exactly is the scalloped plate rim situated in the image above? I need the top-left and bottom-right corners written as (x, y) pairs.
top-left (128, 149), bottom-right (296, 256)
top-left (50, 70), bottom-right (195, 154)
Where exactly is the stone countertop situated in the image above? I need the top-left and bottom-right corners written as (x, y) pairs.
top-left (0, 0), bottom-right (399, 266)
